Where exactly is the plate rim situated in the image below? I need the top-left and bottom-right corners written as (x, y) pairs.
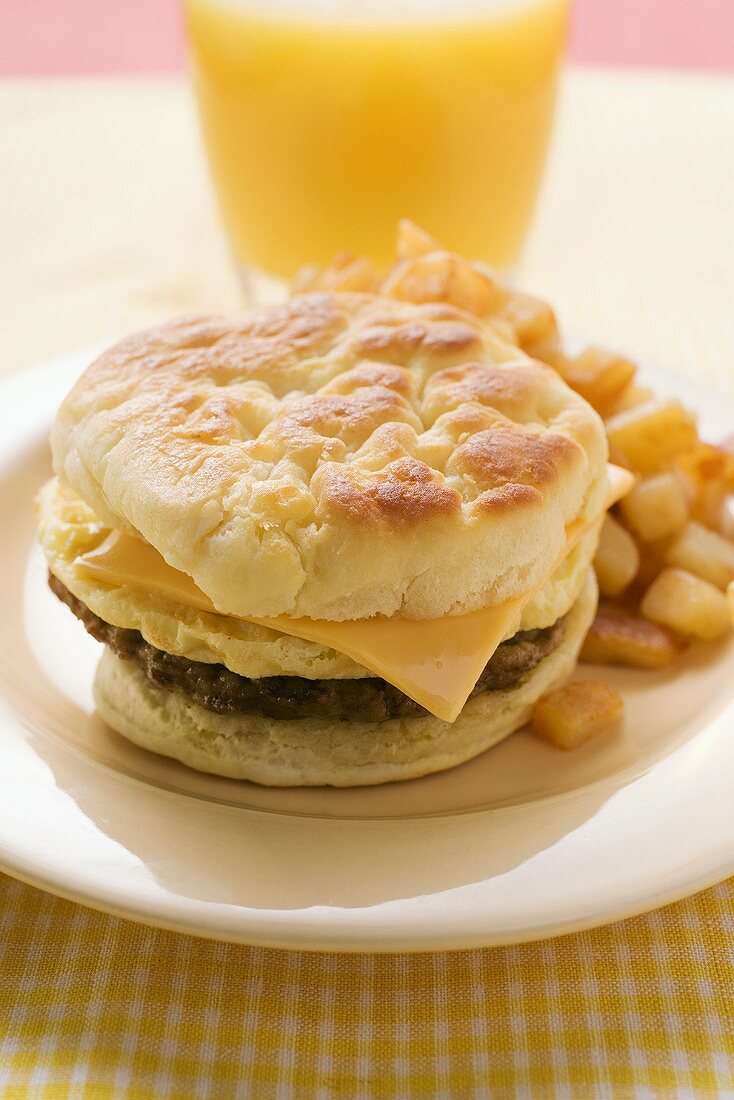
top-left (1, 848), bottom-right (731, 952)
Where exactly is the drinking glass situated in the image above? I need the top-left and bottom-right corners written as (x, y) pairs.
top-left (185, 0), bottom-right (570, 298)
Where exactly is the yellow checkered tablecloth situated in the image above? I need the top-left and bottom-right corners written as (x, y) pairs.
top-left (2, 69), bottom-right (734, 1097)
top-left (3, 877), bottom-right (734, 1096)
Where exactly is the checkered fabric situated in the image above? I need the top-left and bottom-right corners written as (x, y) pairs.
top-left (2, 875), bottom-right (734, 1097)
top-left (2, 69), bottom-right (734, 1097)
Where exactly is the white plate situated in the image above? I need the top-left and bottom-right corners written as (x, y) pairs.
top-left (1, 351), bottom-right (734, 951)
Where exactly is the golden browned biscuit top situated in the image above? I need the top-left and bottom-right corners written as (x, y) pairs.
top-left (51, 293), bottom-right (607, 620)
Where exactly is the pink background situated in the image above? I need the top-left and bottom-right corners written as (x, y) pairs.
top-left (2, 0), bottom-right (733, 74)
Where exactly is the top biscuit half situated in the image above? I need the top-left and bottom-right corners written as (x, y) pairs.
top-left (51, 292), bottom-right (608, 621)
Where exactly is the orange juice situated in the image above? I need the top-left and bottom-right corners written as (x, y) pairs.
top-left (185, 0), bottom-right (569, 278)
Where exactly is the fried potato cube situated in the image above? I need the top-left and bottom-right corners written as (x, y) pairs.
top-left (673, 444), bottom-right (734, 529)
top-left (672, 472), bottom-right (727, 531)
top-left (618, 472), bottom-right (689, 542)
top-left (531, 680), bottom-right (623, 750)
top-left (594, 514), bottom-right (640, 596)
top-left (396, 219), bottom-right (440, 259)
top-left (719, 495), bottom-right (734, 541)
top-left (641, 567), bottom-right (731, 641)
top-left (727, 580), bottom-right (734, 624)
top-left (676, 442), bottom-right (734, 483)
top-left (521, 329), bottom-right (562, 367)
top-left (497, 290), bottom-right (558, 348)
top-left (381, 252), bottom-right (499, 316)
top-left (581, 603), bottom-right (685, 668)
top-left (293, 253), bottom-right (379, 294)
top-left (606, 440), bottom-right (635, 472)
top-left (632, 536), bottom-right (672, 593)
top-left (605, 399), bottom-right (698, 474)
top-left (696, 480), bottom-right (731, 530)
top-left (665, 521), bottom-right (734, 590)
top-left (553, 347), bottom-right (636, 417)
top-left (605, 383), bottom-right (655, 417)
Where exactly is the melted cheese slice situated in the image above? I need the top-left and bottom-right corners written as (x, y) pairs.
top-left (76, 464), bottom-right (634, 722)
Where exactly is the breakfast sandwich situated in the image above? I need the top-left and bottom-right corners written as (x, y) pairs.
top-left (37, 291), bottom-right (629, 786)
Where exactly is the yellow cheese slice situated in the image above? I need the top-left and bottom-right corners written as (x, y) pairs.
top-left (76, 464), bottom-right (634, 722)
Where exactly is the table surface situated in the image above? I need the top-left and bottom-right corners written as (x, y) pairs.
top-left (2, 67), bottom-right (734, 1097)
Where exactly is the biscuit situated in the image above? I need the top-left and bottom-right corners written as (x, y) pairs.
top-left (52, 294), bottom-right (607, 621)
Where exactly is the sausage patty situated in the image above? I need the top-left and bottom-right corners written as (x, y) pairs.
top-left (50, 573), bottom-right (565, 723)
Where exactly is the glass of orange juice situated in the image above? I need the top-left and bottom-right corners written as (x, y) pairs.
top-left (184, 0), bottom-right (569, 296)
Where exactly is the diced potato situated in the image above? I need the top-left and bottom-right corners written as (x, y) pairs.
top-left (554, 347), bottom-right (636, 417)
top-left (695, 479), bottom-right (731, 530)
top-left (618, 472), bottom-right (689, 542)
top-left (719, 495), bottom-right (734, 541)
top-left (292, 252), bottom-right (379, 294)
top-left (673, 444), bottom-right (734, 529)
top-left (676, 442), bottom-right (734, 483)
top-left (641, 567), bottom-right (731, 641)
top-left (632, 537), bottom-right (672, 593)
top-left (396, 219), bottom-right (440, 259)
top-left (594, 514), bottom-right (640, 596)
top-left (673, 467), bottom-right (699, 509)
top-left (522, 330), bottom-right (563, 367)
top-left (606, 440), bottom-right (635, 472)
top-left (531, 680), bottom-right (623, 750)
top-left (665, 521), bottom-right (734, 590)
top-left (727, 580), bottom-right (734, 624)
top-left (605, 399), bottom-right (698, 474)
top-left (497, 290), bottom-right (558, 348)
top-left (581, 603), bottom-right (685, 668)
top-left (605, 383), bottom-right (655, 417)
top-left (381, 252), bottom-right (499, 316)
